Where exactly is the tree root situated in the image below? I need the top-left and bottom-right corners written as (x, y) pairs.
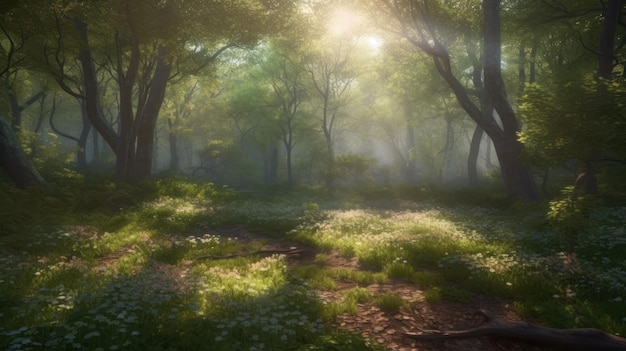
top-left (403, 310), bottom-right (626, 350)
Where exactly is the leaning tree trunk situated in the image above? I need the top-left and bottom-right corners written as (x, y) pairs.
top-left (465, 36), bottom-right (489, 187)
top-left (423, 0), bottom-right (539, 201)
top-left (0, 117), bottom-right (47, 188)
top-left (75, 19), bottom-right (118, 152)
top-left (432, 52), bottom-right (539, 201)
top-left (482, 0), bottom-right (539, 201)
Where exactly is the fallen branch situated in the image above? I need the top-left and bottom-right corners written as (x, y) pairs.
top-left (404, 310), bottom-right (626, 351)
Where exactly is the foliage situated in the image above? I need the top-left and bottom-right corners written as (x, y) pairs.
top-left (334, 153), bottom-right (375, 185)
top-left (546, 187), bottom-right (591, 229)
top-left (297, 330), bottom-right (385, 351)
top-left (518, 76), bottom-right (626, 180)
top-left (2, 178), bottom-right (626, 350)
top-left (374, 292), bottom-right (405, 313)
top-left (18, 130), bottom-right (76, 179)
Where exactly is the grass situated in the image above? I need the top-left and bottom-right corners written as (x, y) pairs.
top-left (375, 293), bottom-right (405, 313)
top-left (1, 178), bottom-right (625, 350)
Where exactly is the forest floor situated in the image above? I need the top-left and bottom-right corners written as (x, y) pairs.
top-left (5, 186), bottom-right (624, 351)
top-left (198, 225), bottom-right (543, 351)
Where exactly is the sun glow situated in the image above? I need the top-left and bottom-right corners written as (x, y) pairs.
top-left (365, 36), bottom-right (383, 51)
top-left (328, 9), bottom-right (383, 53)
top-left (329, 9), bottom-right (361, 35)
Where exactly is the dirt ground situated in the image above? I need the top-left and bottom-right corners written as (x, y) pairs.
top-left (210, 225), bottom-right (545, 351)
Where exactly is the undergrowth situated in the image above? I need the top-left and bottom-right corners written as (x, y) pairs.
top-left (1, 177), bottom-right (625, 350)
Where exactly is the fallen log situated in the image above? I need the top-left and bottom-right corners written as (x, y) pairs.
top-left (403, 310), bottom-right (626, 351)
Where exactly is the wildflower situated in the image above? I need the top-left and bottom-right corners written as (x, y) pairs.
top-left (84, 331), bottom-right (100, 339)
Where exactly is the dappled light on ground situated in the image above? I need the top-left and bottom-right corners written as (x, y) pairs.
top-left (1, 192), bottom-right (625, 350)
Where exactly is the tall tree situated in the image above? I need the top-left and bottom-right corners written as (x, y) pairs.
top-left (38, 0), bottom-right (296, 183)
top-left (517, 1), bottom-right (626, 196)
top-left (305, 38), bottom-right (357, 187)
top-left (370, 0), bottom-right (541, 201)
top-left (266, 49), bottom-right (308, 188)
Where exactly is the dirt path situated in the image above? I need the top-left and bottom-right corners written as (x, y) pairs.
top-left (209, 226), bottom-right (543, 351)
top-left (304, 251), bottom-right (539, 350)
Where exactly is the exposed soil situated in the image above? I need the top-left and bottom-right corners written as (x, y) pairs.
top-left (207, 225), bottom-right (545, 351)
top-left (91, 224), bottom-right (544, 350)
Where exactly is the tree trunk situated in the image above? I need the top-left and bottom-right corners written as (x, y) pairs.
top-left (482, 0), bottom-right (540, 201)
top-left (8, 90), bottom-right (45, 131)
top-left (91, 126), bottom-right (100, 163)
top-left (406, 122), bottom-right (416, 182)
top-left (465, 32), bottom-right (493, 188)
top-left (8, 91), bottom-right (21, 130)
top-left (168, 130), bottom-right (180, 172)
top-left (576, 0), bottom-right (626, 194)
top-left (134, 45), bottom-right (172, 181)
top-left (517, 43), bottom-right (526, 94)
top-left (264, 145), bottom-right (278, 184)
top-left (529, 35), bottom-right (538, 83)
top-left (283, 126), bottom-right (294, 187)
top-left (492, 136), bottom-right (537, 199)
top-left (468, 125), bottom-right (483, 186)
top-left (75, 19), bottom-right (119, 152)
top-left (286, 144), bottom-right (294, 187)
top-left (49, 98), bottom-right (90, 169)
top-left (598, 0), bottom-right (623, 79)
top-left (34, 93), bottom-right (48, 134)
top-left (0, 117), bottom-right (47, 188)
top-left (77, 101), bottom-right (91, 169)
top-left (114, 31), bottom-right (140, 183)
top-left (484, 136), bottom-right (495, 170)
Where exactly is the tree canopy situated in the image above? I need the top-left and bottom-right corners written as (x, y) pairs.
top-left (0, 0), bottom-right (623, 200)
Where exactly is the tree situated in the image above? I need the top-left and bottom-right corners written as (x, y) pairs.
top-left (163, 78), bottom-right (201, 173)
top-left (0, 116), bottom-right (47, 187)
top-left (37, 0), bottom-right (296, 183)
top-left (263, 43), bottom-right (310, 188)
top-left (375, 42), bottom-right (472, 184)
top-left (516, 0), bottom-right (626, 196)
top-left (305, 30), bottom-right (357, 187)
top-left (0, 1), bottom-right (47, 187)
top-left (223, 66), bottom-right (278, 184)
top-left (370, 0), bottom-right (541, 201)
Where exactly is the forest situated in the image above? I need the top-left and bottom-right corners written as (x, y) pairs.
top-left (1, 0), bottom-right (625, 350)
